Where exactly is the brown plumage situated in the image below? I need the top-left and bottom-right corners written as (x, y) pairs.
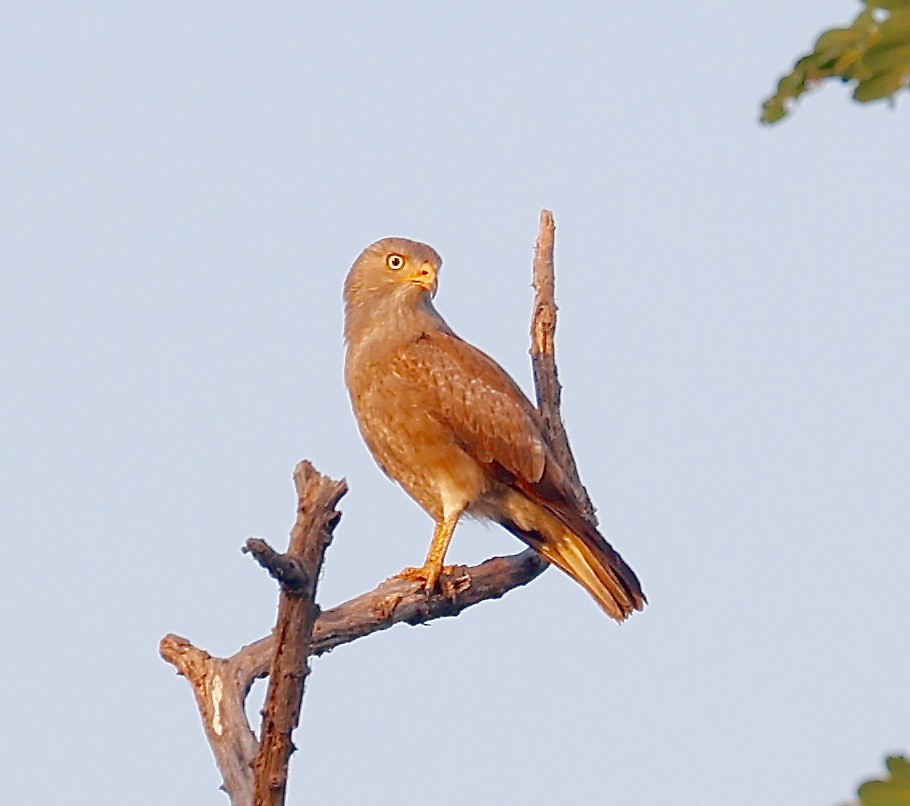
top-left (343, 237), bottom-right (646, 621)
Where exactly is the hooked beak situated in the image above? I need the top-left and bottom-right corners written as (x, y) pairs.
top-left (409, 262), bottom-right (438, 296)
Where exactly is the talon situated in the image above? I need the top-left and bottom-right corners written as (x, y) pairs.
top-left (395, 564), bottom-right (442, 592)
top-left (451, 567), bottom-right (472, 593)
top-left (395, 563), bottom-right (465, 594)
top-left (370, 592), bottom-right (404, 620)
top-left (439, 565), bottom-right (471, 597)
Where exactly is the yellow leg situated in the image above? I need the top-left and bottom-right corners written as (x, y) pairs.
top-left (397, 514), bottom-right (462, 592)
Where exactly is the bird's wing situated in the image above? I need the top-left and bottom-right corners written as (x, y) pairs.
top-left (390, 331), bottom-right (547, 484)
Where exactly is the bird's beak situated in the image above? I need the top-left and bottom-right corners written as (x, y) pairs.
top-left (409, 262), bottom-right (438, 296)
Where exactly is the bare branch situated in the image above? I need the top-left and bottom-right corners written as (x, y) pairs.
top-left (531, 209), bottom-right (598, 526)
top-left (159, 634), bottom-right (259, 804)
top-left (160, 547), bottom-right (546, 803)
top-left (226, 547), bottom-right (548, 679)
top-left (252, 462), bottom-right (346, 806)
top-left (243, 538), bottom-right (309, 594)
top-left (160, 463), bottom-right (346, 806)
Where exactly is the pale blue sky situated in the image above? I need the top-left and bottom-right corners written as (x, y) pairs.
top-left (2, 3), bottom-right (908, 805)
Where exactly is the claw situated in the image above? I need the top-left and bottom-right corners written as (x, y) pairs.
top-left (396, 564), bottom-right (440, 591)
top-left (395, 563), bottom-right (466, 594)
top-left (447, 566), bottom-right (472, 595)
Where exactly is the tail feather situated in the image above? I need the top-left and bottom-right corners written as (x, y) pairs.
top-left (498, 516), bottom-right (646, 622)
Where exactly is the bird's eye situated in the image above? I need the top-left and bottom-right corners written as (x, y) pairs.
top-left (386, 254), bottom-right (405, 270)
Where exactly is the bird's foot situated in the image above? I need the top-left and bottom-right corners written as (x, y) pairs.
top-left (441, 565), bottom-right (472, 597)
top-left (395, 564), bottom-right (468, 594)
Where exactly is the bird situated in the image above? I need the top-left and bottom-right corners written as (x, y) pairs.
top-left (343, 237), bottom-right (646, 621)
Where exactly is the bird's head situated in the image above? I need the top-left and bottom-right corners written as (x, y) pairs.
top-left (346, 237), bottom-right (441, 298)
top-left (343, 237), bottom-right (444, 342)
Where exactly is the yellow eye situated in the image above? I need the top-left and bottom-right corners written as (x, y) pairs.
top-left (386, 254), bottom-right (405, 270)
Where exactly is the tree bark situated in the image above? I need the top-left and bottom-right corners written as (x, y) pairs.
top-left (249, 463), bottom-right (346, 806)
top-left (160, 634), bottom-right (260, 804)
top-left (531, 209), bottom-right (598, 525)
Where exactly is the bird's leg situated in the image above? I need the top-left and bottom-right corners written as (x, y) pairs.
top-left (397, 514), bottom-right (462, 593)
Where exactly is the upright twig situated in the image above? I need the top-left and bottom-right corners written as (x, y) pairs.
top-left (162, 209), bottom-right (594, 802)
top-left (531, 209), bottom-right (598, 525)
top-left (247, 462), bottom-right (346, 806)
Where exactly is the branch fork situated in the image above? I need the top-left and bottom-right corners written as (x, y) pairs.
top-left (243, 538), bottom-right (309, 595)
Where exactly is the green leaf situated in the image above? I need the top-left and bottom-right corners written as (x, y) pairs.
top-left (815, 27), bottom-right (867, 53)
top-left (853, 69), bottom-right (908, 101)
top-left (857, 756), bottom-right (910, 806)
top-left (862, 42), bottom-right (910, 73)
top-left (760, 101), bottom-right (787, 124)
top-left (761, 4), bottom-right (910, 123)
top-left (864, 0), bottom-right (910, 11)
top-left (878, 9), bottom-right (910, 45)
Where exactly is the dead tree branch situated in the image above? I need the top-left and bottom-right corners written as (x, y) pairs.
top-left (243, 538), bottom-right (309, 594)
top-left (216, 547), bottom-right (548, 680)
top-left (160, 634), bottom-right (260, 804)
top-left (161, 209), bottom-right (592, 804)
top-left (160, 462), bottom-right (346, 805)
top-left (531, 209), bottom-right (598, 525)
top-left (250, 463), bottom-right (346, 806)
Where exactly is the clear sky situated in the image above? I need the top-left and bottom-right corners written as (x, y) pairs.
top-left (2, 3), bottom-right (908, 805)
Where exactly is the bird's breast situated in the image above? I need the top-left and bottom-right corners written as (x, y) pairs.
top-left (346, 354), bottom-right (488, 520)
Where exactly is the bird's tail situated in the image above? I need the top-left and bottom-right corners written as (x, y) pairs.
top-left (497, 508), bottom-right (646, 622)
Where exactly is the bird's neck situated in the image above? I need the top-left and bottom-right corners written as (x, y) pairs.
top-left (344, 286), bottom-right (450, 367)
